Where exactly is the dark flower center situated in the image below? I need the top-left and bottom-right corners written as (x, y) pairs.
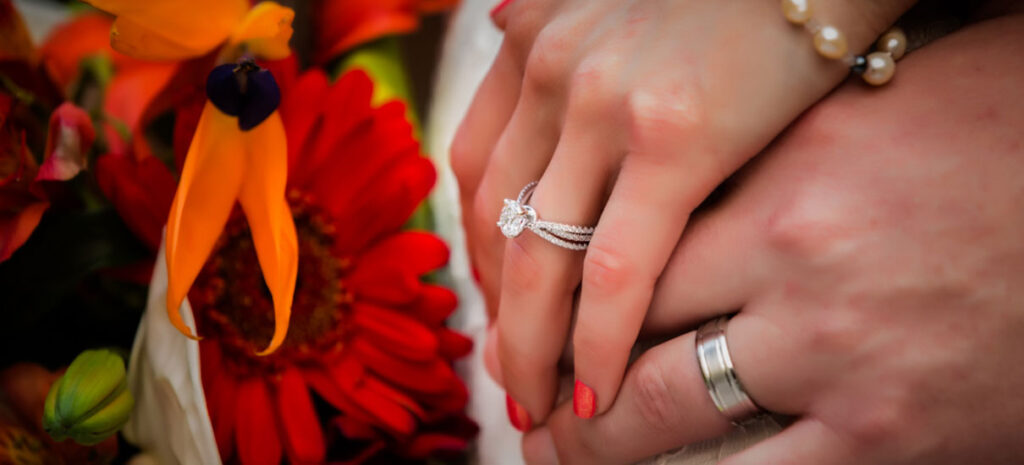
top-left (192, 191), bottom-right (353, 373)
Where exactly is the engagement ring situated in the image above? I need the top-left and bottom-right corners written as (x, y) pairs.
top-left (497, 182), bottom-right (596, 251)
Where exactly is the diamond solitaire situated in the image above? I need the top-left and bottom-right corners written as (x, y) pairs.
top-left (495, 182), bottom-right (596, 250)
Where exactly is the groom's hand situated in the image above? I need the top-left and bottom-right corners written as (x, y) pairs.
top-left (521, 15), bottom-right (1024, 465)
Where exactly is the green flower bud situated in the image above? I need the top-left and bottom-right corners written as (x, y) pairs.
top-left (42, 349), bottom-right (134, 446)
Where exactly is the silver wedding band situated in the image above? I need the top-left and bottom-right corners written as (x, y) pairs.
top-left (496, 181), bottom-right (596, 250)
top-left (696, 316), bottom-right (763, 423)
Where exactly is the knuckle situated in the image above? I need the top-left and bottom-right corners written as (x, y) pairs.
top-left (502, 0), bottom-right (545, 46)
top-left (764, 199), bottom-right (851, 264)
top-left (566, 56), bottom-right (620, 116)
top-left (449, 126), bottom-right (481, 193)
top-left (802, 310), bottom-right (865, 357)
top-left (624, 87), bottom-right (704, 154)
top-left (844, 399), bottom-right (911, 451)
top-left (582, 242), bottom-right (636, 295)
top-left (629, 354), bottom-right (682, 432)
top-left (523, 25), bottom-right (574, 91)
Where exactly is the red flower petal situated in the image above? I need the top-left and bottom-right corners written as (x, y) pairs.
top-left (172, 96), bottom-right (205, 172)
top-left (275, 367), bottom-right (326, 464)
top-left (333, 415), bottom-right (377, 440)
top-left (352, 339), bottom-right (457, 395)
top-left (280, 70), bottom-right (329, 178)
top-left (95, 151), bottom-right (176, 251)
top-left (347, 232), bottom-right (448, 305)
top-left (234, 379), bottom-right (283, 465)
top-left (409, 285), bottom-right (458, 326)
top-left (313, 0), bottom-right (419, 63)
top-left (358, 231), bottom-right (449, 276)
top-left (404, 433), bottom-right (468, 459)
top-left (362, 374), bottom-right (426, 419)
top-left (288, 69), bottom-right (374, 188)
top-left (37, 103), bottom-right (95, 182)
top-left (0, 201), bottom-right (47, 263)
top-left (335, 153), bottom-right (435, 249)
top-left (199, 341), bottom-right (237, 460)
top-left (347, 379), bottom-right (416, 436)
top-left (104, 61), bottom-right (179, 159)
top-left (351, 303), bottom-right (438, 361)
top-left (38, 13), bottom-right (118, 91)
top-left (437, 328), bottom-right (473, 360)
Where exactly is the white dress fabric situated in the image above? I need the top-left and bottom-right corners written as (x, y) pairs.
top-left (425, 1), bottom-right (782, 464)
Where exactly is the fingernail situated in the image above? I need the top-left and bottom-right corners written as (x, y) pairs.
top-left (506, 394), bottom-right (532, 432)
top-left (490, 0), bottom-right (514, 20)
top-left (573, 380), bottom-right (596, 419)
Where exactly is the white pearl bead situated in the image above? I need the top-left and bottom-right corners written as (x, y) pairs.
top-left (781, 0), bottom-right (812, 25)
top-left (813, 26), bottom-right (848, 60)
top-left (877, 27), bottom-right (908, 60)
top-left (862, 51), bottom-right (896, 85)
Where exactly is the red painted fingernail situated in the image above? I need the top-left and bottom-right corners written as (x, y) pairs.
top-left (573, 380), bottom-right (596, 419)
top-left (490, 0), bottom-right (515, 20)
top-left (506, 394), bottom-right (532, 431)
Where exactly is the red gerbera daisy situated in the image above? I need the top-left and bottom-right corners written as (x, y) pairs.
top-left (191, 68), bottom-right (475, 465)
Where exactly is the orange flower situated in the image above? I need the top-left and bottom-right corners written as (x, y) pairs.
top-left (83, 0), bottom-right (299, 353)
top-left (314, 0), bottom-right (459, 63)
top-left (83, 0), bottom-right (293, 61)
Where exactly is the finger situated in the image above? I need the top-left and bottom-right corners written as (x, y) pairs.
top-left (451, 48), bottom-right (524, 315)
top-left (643, 185), bottom-right (777, 334)
top-left (451, 47), bottom-right (522, 208)
top-left (719, 418), bottom-right (856, 465)
top-left (496, 113), bottom-right (618, 428)
top-left (483, 324), bottom-right (504, 386)
top-left (574, 145), bottom-right (727, 416)
top-left (470, 80), bottom-right (564, 319)
top-left (536, 321), bottom-right (782, 465)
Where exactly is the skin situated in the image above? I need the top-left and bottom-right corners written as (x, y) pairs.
top-left (452, 0), bottom-right (916, 426)
top-left (515, 12), bottom-right (1024, 465)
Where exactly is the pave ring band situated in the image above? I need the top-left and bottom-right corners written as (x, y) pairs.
top-left (497, 182), bottom-right (596, 250)
top-left (696, 316), bottom-right (764, 423)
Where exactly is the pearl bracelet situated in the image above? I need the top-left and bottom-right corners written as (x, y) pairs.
top-left (781, 0), bottom-right (907, 86)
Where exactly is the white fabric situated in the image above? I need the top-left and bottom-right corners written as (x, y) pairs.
top-left (123, 243), bottom-right (223, 465)
top-left (423, 1), bottom-right (525, 464)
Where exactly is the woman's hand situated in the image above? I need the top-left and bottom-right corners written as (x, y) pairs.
top-left (452, 0), bottom-right (914, 426)
top-left (520, 14), bottom-right (1024, 464)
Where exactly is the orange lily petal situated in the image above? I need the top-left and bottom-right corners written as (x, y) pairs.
top-left (85, 0), bottom-right (248, 60)
top-left (237, 111), bottom-right (297, 355)
top-left (227, 2), bottom-right (295, 60)
top-left (165, 102), bottom-right (246, 339)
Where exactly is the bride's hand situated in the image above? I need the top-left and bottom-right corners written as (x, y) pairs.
top-left (452, 0), bottom-right (913, 425)
top-left (518, 15), bottom-right (1024, 464)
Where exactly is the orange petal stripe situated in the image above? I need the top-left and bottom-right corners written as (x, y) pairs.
top-left (165, 102), bottom-right (246, 339)
top-left (85, 0), bottom-right (248, 60)
top-left (236, 111), bottom-right (297, 355)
